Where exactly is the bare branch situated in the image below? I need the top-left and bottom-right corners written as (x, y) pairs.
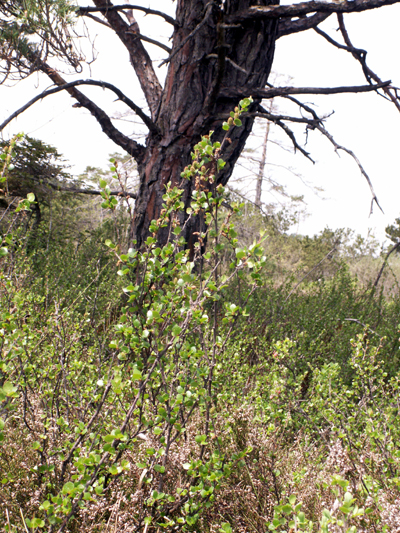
top-left (220, 81), bottom-right (391, 100)
top-left (77, 4), bottom-right (177, 27)
top-left (128, 32), bottom-right (171, 54)
top-left (0, 79), bottom-right (159, 135)
top-left (253, 87), bottom-right (384, 219)
top-left (91, 0), bottom-right (162, 120)
top-left (254, 106), bottom-right (315, 162)
top-left (337, 14), bottom-right (400, 113)
top-left (276, 92), bottom-right (323, 122)
top-left (206, 54), bottom-right (248, 75)
top-left (313, 122), bottom-right (383, 215)
top-left (45, 182), bottom-right (137, 199)
top-left (277, 13), bottom-right (331, 39)
top-left (314, 26), bottom-right (357, 53)
top-left (228, 0), bottom-right (400, 22)
top-left (83, 12), bottom-right (112, 29)
top-left (253, 109), bottom-right (322, 126)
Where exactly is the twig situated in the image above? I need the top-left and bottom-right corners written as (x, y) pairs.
top-left (267, 114), bottom-right (314, 162)
top-left (83, 12), bottom-right (112, 28)
top-left (49, 182), bottom-right (136, 198)
top-left (6, 509), bottom-right (11, 533)
top-left (313, 123), bottom-right (383, 215)
top-left (19, 509), bottom-right (29, 533)
top-left (206, 54), bottom-right (248, 74)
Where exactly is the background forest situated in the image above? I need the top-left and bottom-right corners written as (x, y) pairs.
top-left (2, 126), bottom-right (400, 533)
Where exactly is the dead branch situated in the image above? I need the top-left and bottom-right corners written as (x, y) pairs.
top-left (277, 13), bottom-right (330, 39)
top-left (337, 14), bottom-right (400, 113)
top-left (77, 4), bottom-right (177, 27)
top-left (82, 12), bottom-right (112, 28)
top-left (285, 244), bottom-right (339, 301)
top-left (0, 79), bottom-right (158, 135)
top-left (130, 33), bottom-right (171, 54)
top-left (343, 318), bottom-right (378, 335)
top-left (314, 26), bottom-right (359, 54)
top-left (45, 182), bottom-right (137, 199)
top-left (253, 109), bottom-right (322, 127)
top-left (220, 81), bottom-right (391, 100)
top-left (253, 105), bottom-right (322, 161)
top-left (34, 57), bottom-right (146, 162)
top-left (256, 89), bottom-right (383, 215)
top-left (229, 0), bottom-right (400, 22)
top-left (313, 122), bottom-right (383, 215)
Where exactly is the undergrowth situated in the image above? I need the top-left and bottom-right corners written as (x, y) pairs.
top-left (1, 113), bottom-right (400, 533)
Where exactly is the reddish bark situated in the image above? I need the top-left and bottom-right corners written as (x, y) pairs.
top-left (133, 0), bottom-right (278, 247)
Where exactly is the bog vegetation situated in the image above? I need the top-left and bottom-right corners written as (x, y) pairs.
top-left (1, 112), bottom-right (400, 533)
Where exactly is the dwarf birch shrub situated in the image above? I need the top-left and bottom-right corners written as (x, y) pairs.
top-left (1, 99), bottom-right (268, 532)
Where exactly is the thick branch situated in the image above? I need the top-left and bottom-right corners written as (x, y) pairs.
top-left (35, 60), bottom-right (146, 162)
top-left (77, 4), bottom-right (177, 27)
top-left (0, 79), bottom-right (158, 135)
top-left (277, 13), bottom-right (330, 39)
top-left (229, 0), bottom-right (400, 22)
top-left (91, 0), bottom-right (162, 120)
top-left (220, 81), bottom-right (391, 100)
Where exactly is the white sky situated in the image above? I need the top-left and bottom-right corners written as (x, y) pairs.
top-left (1, 1), bottom-right (400, 243)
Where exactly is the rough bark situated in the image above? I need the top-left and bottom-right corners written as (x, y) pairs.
top-left (133, 0), bottom-right (278, 248)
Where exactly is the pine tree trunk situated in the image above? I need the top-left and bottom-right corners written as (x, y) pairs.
top-left (133, 0), bottom-right (278, 248)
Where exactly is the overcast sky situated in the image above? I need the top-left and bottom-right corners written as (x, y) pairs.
top-left (1, 1), bottom-right (400, 243)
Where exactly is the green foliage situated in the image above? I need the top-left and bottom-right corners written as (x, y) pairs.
top-left (0, 136), bottom-right (71, 208)
top-left (0, 0), bottom-right (80, 82)
top-left (2, 119), bottom-right (400, 533)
